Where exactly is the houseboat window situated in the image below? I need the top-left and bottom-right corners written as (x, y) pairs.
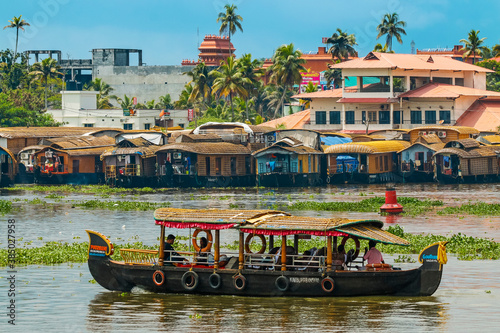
top-left (73, 160), bottom-right (80, 173)
top-left (291, 162), bottom-right (298, 172)
top-left (308, 156), bottom-right (311, 173)
top-left (144, 123), bottom-right (151, 130)
top-left (439, 110), bottom-right (451, 124)
top-left (123, 124), bottom-right (133, 130)
top-left (488, 158), bottom-right (493, 173)
top-left (393, 111), bottom-right (401, 124)
top-left (384, 156), bottom-right (388, 171)
top-left (206, 157), bottom-right (211, 175)
top-left (230, 157), bottom-right (237, 175)
top-left (299, 160), bottom-right (303, 173)
top-left (375, 157), bottom-right (379, 171)
top-left (84, 123), bottom-right (94, 127)
top-left (425, 110), bottom-right (436, 124)
top-left (316, 111), bottom-right (326, 125)
top-left (345, 111), bottom-right (355, 124)
top-left (246, 157), bottom-right (251, 174)
top-left (379, 111), bottom-right (390, 124)
top-left (329, 111), bottom-right (341, 124)
top-left (215, 158), bottom-right (221, 175)
top-left (411, 110), bottom-right (422, 124)
top-left (259, 162), bottom-right (264, 173)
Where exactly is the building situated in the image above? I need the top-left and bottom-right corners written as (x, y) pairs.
top-left (293, 52), bottom-right (500, 132)
top-left (417, 45), bottom-right (482, 64)
top-left (48, 91), bottom-right (189, 130)
top-left (182, 35), bottom-right (235, 67)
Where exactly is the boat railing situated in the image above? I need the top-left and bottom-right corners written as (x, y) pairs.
top-left (120, 249), bottom-right (158, 265)
top-left (244, 253), bottom-right (327, 271)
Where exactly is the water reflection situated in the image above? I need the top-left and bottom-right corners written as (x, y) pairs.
top-left (87, 291), bottom-right (446, 332)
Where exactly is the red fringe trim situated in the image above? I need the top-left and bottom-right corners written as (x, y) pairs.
top-left (239, 229), bottom-right (347, 237)
top-left (155, 220), bottom-right (236, 230)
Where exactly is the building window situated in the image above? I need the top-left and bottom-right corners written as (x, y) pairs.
top-left (455, 78), bottom-right (464, 86)
top-left (393, 77), bottom-right (406, 92)
top-left (178, 123), bottom-right (185, 128)
top-left (433, 77), bottom-right (452, 85)
top-left (83, 123), bottom-right (94, 127)
top-left (368, 111), bottom-right (377, 123)
top-left (329, 111), bottom-right (340, 124)
top-left (411, 110), bottom-right (422, 124)
top-left (144, 123), bottom-right (151, 130)
top-left (123, 124), bottom-right (133, 130)
top-left (345, 111), bottom-right (355, 124)
top-left (360, 76), bottom-right (390, 92)
top-left (393, 111), bottom-right (401, 124)
top-left (379, 111), bottom-right (390, 124)
top-left (425, 110), bottom-right (436, 124)
top-left (316, 111), bottom-right (326, 124)
top-left (440, 110), bottom-right (451, 124)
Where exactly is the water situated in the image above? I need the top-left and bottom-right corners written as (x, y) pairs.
top-left (1, 184), bottom-right (499, 331)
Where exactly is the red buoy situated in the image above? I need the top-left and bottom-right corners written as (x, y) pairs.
top-left (380, 187), bottom-right (403, 214)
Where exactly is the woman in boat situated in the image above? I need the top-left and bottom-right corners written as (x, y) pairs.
top-left (197, 237), bottom-right (210, 263)
top-left (332, 244), bottom-right (346, 270)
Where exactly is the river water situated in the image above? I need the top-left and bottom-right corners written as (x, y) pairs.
top-left (1, 183), bottom-right (499, 331)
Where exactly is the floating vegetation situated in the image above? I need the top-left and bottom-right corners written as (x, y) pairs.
top-left (73, 200), bottom-right (170, 211)
top-left (0, 199), bottom-right (13, 214)
top-left (5, 184), bottom-right (170, 195)
top-left (288, 197), bottom-right (443, 216)
top-left (437, 202), bottom-right (500, 216)
top-left (44, 193), bottom-right (65, 199)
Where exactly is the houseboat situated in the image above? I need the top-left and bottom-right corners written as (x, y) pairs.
top-left (0, 146), bottom-right (17, 187)
top-left (433, 139), bottom-right (500, 183)
top-left (252, 137), bottom-right (324, 187)
top-left (86, 208), bottom-right (449, 297)
top-left (16, 145), bottom-right (47, 183)
top-left (101, 138), bottom-right (161, 187)
top-left (156, 142), bottom-right (253, 187)
top-left (324, 141), bottom-right (410, 184)
top-left (398, 134), bottom-right (445, 182)
top-left (34, 146), bottom-right (108, 184)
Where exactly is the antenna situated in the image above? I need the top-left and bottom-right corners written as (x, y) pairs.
top-left (411, 40), bottom-right (416, 54)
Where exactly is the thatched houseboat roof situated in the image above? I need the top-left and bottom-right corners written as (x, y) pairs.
top-left (101, 146), bottom-right (161, 159)
top-left (157, 142), bottom-right (251, 155)
top-left (324, 140), bottom-right (410, 154)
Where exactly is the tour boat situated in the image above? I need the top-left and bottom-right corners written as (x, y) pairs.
top-left (86, 208), bottom-right (448, 297)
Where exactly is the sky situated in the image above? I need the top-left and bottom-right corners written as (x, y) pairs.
top-left (1, 0), bottom-right (499, 66)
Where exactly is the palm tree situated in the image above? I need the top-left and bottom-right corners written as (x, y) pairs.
top-left (4, 15), bottom-right (30, 61)
top-left (267, 43), bottom-right (306, 117)
top-left (210, 56), bottom-right (250, 121)
top-left (217, 4), bottom-right (243, 56)
top-left (326, 29), bottom-right (357, 62)
top-left (323, 68), bottom-right (342, 88)
top-left (116, 94), bottom-right (135, 109)
top-left (186, 62), bottom-right (212, 104)
top-left (175, 84), bottom-right (194, 109)
top-left (29, 58), bottom-right (63, 110)
top-left (493, 43), bottom-right (500, 58)
top-left (376, 13), bottom-right (406, 52)
top-left (237, 53), bottom-right (263, 120)
top-left (460, 30), bottom-right (487, 64)
top-left (373, 43), bottom-right (395, 53)
top-left (84, 78), bottom-right (117, 109)
top-left (157, 94), bottom-right (174, 109)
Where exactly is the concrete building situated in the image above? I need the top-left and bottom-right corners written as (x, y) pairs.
top-left (48, 91), bottom-right (189, 130)
top-left (292, 52), bottom-right (500, 133)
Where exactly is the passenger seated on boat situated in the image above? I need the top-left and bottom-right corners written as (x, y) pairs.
top-left (273, 246), bottom-right (296, 269)
top-left (332, 244), bottom-right (346, 270)
top-left (363, 240), bottom-right (384, 265)
top-left (164, 234), bottom-right (186, 264)
top-left (196, 237), bottom-right (210, 264)
top-left (296, 247), bottom-right (318, 271)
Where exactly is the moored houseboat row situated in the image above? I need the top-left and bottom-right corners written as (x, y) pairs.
top-left (1, 124), bottom-right (500, 187)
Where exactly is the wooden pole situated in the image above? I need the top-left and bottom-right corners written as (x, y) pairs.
top-left (238, 231), bottom-right (244, 270)
top-left (281, 235), bottom-right (287, 271)
top-left (293, 234), bottom-right (299, 253)
top-left (333, 236), bottom-right (338, 253)
top-left (326, 236), bottom-right (332, 272)
top-left (214, 230), bottom-right (220, 269)
top-left (269, 235), bottom-right (274, 249)
top-left (158, 225), bottom-right (165, 266)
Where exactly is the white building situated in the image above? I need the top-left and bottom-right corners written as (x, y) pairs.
top-left (49, 91), bottom-right (190, 130)
top-left (295, 52), bottom-right (500, 133)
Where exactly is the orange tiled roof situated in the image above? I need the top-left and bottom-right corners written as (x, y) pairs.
top-left (330, 52), bottom-right (493, 72)
top-left (399, 82), bottom-right (500, 98)
top-left (455, 100), bottom-right (500, 132)
top-left (291, 89), bottom-right (342, 100)
top-left (261, 109), bottom-right (310, 130)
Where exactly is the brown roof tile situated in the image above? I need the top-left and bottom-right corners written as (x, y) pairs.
top-left (157, 142), bottom-right (251, 155)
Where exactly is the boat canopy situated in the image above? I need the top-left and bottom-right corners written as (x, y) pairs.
top-left (153, 208), bottom-right (409, 246)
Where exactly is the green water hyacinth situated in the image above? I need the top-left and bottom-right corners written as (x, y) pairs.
top-left (0, 199), bottom-right (13, 214)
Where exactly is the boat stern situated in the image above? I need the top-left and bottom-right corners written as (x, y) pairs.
top-left (418, 241), bottom-right (449, 295)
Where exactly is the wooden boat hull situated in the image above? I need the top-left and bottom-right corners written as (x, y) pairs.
top-left (256, 173), bottom-right (322, 187)
top-left (88, 257), bottom-right (442, 297)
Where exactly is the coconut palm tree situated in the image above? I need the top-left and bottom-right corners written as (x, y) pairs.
top-left (84, 78), bottom-right (117, 109)
top-left (493, 43), bottom-right (500, 58)
top-left (326, 29), bottom-right (357, 62)
top-left (373, 43), bottom-right (395, 53)
top-left (29, 58), bottom-right (63, 110)
top-left (116, 94), bottom-right (135, 109)
top-left (175, 84), bottom-right (194, 109)
top-left (185, 62), bottom-right (212, 104)
top-left (4, 15), bottom-right (30, 61)
top-left (267, 43), bottom-right (306, 117)
top-left (237, 53), bottom-right (263, 120)
top-left (216, 4), bottom-right (243, 56)
top-left (376, 13), bottom-right (406, 52)
top-left (157, 94), bottom-right (174, 109)
top-left (460, 30), bottom-right (488, 64)
top-left (323, 68), bottom-right (342, 88)
top-left (210, 56), bottom-right (250, 121)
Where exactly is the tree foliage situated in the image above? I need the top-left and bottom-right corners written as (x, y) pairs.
top-left (376, 13), bottom-right (406, 52)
